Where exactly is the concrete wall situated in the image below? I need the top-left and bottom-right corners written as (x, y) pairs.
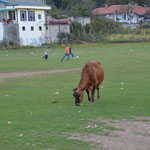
top-left (0, 2), bottom-right (7, 20)
top-left (4, 0), bottom-right (45, 3)
top-left (121, 23), bottom-right (139, 30)
top-left (0, 23), bottom-right (19, 45)
top-left (0, 2), bottom-right (5, 8)
top-left (69, 17), bottom-right (91, 26)
top-left (45, 24), bottom-right (70, 43)
top-left (0, 12), bottom-right (7, 20)
top-left (21, 0), bottom-right (46, 3)
top-left (0, 23), bottom-right (3, 41)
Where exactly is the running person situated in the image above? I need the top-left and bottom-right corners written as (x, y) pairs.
top-left (69, 45), bottom-right (74, 58)
top-left (42, 46), bottom-right (50, 60)
top-left (61, 45), bottom-right (70, 61)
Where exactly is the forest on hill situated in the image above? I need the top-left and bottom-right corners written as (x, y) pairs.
top-left (46, 0), bottom-right (150, 17)
top-left (46, 0), bottom-right (150, 9)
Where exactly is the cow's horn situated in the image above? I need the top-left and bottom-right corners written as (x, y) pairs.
top-left (75, 88), bottom-right (79, 92)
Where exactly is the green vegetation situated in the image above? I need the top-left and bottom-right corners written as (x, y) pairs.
top-left (46, 0), bottom-right (150, 44)
top-left (0, 42), bottom-right (150, 149)
top-left (47, 0), bottom-right (150, 10)
top-left (56, 18), bottom-right (150, 44)
top-left (46, 0), bottom-right (150, 18)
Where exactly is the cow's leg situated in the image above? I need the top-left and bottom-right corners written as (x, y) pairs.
top-left (97, 87), bottom-right (100, 100)
top-left (86, 89), bottom-right (90, 101)
top-left (91, 86), bottom-right (96, 104)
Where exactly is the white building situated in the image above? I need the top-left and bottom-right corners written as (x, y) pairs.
top-left (92, 4), bottom-right (150, 23)
top-left (0, 0), bottom-right (51, 46)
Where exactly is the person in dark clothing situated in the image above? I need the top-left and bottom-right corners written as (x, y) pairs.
top-left (69, 45), bottom-right (74, 58)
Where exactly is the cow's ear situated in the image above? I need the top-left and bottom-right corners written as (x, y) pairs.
top-left (72, 88), bottom-right (77, 92)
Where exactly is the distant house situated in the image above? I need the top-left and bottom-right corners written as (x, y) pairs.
top-left (45, 18), bottom-right (72, 43)
top-left (92, 4), bottom-right (150, 23)
top-left (0, 0), bottom-right (50, 46)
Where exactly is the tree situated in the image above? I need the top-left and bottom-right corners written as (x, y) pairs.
top-left (46, 0), bottom-right (53, 5)
top-left (70, 22), bottom-right (82, 37)
top-left (46, 0), bottom-right (150, 14)
top-left (93, 0), bottom-right (106, 7)
top-left (51, 0), bottom-right (62, 8)
top-left (82, 0), bottom-right (96, 10)
top-left (70, 5), bottom-right (90, 17)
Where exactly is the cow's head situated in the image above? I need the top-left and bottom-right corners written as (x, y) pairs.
top-left (72, 88), bottom-right (84, 106)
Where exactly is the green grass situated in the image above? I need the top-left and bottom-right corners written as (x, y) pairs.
top-left (107, 33), bottom-right (150, 42)
top-left (0, 42), bottom-right (150, 149)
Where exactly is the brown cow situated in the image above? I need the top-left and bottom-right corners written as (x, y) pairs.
top-left (72, 61), bottom-right (104, 106)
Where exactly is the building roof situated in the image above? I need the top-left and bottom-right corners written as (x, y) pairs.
top-left (92, 4), bottom-right (150, 16)
top-left (0, 0), bottom-right (49, 7)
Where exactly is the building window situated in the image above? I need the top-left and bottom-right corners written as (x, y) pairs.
top-left (31, 26), bottom-right (34, 31)
top-left (38, 14), bottom-right (41, 19)
top-left (39, 26), bottom-right (42, 31)
top-left (20, 10), bottom-right (26, 21)
top-left (22, 26), bottom-right (25, 31)
top-left (28, 11), bottom-right (35, 21)
top-left (9, 11), bottom-right (15, 20)
top-left (123, 14), bottom-right (126, 20)
top-left (46, 26), bottom-right (48, 30)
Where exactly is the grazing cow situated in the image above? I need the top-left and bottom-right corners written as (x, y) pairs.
top-left (72, 61), bottom-right (104, 106)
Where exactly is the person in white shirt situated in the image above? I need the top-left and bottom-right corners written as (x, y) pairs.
top-left (42, 46), bottom-right (50, 60)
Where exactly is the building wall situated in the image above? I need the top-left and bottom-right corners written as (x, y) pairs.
top-left (0, 23), bottom-right (3, 41)
top-left (122, 23), bottom-right (139, 30)
top-left (0, 23), bottom-right (19, 44)
top-left (0, 2), bottom-right (7, 20)
top-left (74, 17), bottom-right (90, 26)
top-left (17, 8), bottom-right (46, 46)
top-left (69, 17), bottom-right (91, 26)
top-left (23, 0), bottom-right (46, 3)
top-left (0, 12), bottom-right (7, 20)
top-left (0, 2), bottom-right (5, 8)
top-left (105, 13), bottom-right (144, 23)
top-left (45, 24), bottom-right (70, 43)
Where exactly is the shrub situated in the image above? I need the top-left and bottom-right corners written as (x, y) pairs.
top-left (57, 32), bottom-right (70, 44)
top-left (120, 28), bottom-right (132, 34)
top-left (9, 41), bottom-right (14, 46)
top-left (91, 18), bottom-right (121, 34)
top-left (70, 22), bottom-right (83, 37)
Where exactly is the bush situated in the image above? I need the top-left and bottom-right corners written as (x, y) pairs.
top-left (9, 41), bottom-right (14, 46)
top-left (91, 18), bottom-right (121, 34)
top-left (70, 22), bottom-right (83, 37)
top-left (120, 28), bottom-right (132, 34)
top-left (57, 32), bottom-right (70, 44)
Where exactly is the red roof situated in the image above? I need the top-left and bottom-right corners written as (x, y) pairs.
top-left (49, 19), bottom-right (72, 25)
top-left (92, 5), bottom-right (150, 16)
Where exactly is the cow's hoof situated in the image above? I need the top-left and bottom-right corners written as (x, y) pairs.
top-left (75, 103), bottom-right (80, 106)
top-left (91, 102), bottom-right (95, 104)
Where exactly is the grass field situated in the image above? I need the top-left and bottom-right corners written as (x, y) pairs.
top-left (0, 42), bottom-right (150, 150)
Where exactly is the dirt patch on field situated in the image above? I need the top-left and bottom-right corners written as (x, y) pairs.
top-left (0, 68), bottom-right (80, 82)
top-left (66, 117), bottom-right (150, 150)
